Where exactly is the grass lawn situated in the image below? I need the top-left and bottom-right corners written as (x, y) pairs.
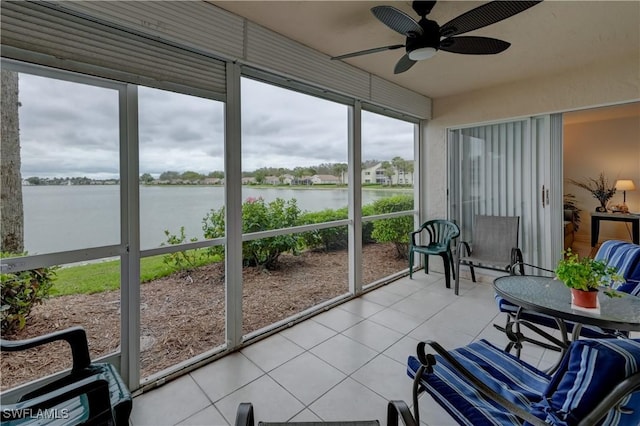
top-left (52, 251), bottom-right (219, 296)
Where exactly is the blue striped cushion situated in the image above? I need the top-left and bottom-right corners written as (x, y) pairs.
top-left (407, 339), bottom-right (551, 425)
top-left (529, 338), bottom-right (640, 426)
top-left (595, 240), bottom-right (640, 284)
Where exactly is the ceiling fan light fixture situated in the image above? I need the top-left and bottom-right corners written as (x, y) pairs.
top-left (408, 46), bottom-right (437, 60)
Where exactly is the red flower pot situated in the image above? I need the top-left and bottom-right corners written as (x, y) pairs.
top-left (571, 288), bottom-right (598, 308)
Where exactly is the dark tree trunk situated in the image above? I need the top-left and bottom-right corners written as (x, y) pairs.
top-left (1, 70), bottom-right (24, 253)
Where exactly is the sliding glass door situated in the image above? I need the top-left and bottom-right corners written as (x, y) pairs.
top-left (448, 115), bottom-right (562, 270)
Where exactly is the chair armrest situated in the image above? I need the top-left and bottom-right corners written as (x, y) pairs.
top-left (415, 340), bottom-right (547, 426)
top-left (510, 248), bottom-right (524, 268)
top-left (409, 229), bottom-right (421, 247)
top-left (1, 326), bottom-right (91, 372)
top-left (578, 372), bottom-right (640, 426)
top-left (1, 376), bottom-right (112, 423)
top-left (387, 400), bottom-right (417, 426)
top-left (458, 241), bottom-right (471, 257)
top-left (235, 402), bottom-right (254, 426)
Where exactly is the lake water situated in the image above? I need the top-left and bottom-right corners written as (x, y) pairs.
top-left (21, 185), bottom-right (410, 255)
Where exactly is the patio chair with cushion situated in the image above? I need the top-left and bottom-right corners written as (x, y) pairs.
top-left (0, 326), bottom-right (132, 426)
top-left (408, 219), bottom-right (460, 289)
top-left (495, 240), bottom-right (640, 358)
top-left (454, 215), bottom-right (524, 295)
top-left (407, 337), bottom-right (640, 425)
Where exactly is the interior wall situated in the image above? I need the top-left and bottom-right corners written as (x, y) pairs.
top-left (424, 54), bottom-right (640, 224)
top-left (564, 111), bottom-right (640, 243)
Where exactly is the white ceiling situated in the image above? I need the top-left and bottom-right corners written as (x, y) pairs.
top-left (210, 1), bottom-right (640, 99)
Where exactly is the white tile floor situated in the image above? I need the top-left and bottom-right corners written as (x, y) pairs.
top-left (130, 272), bottom-right (558, 426)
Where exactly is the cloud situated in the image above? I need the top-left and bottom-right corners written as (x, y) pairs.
top-left (17, 73), bottom-right (414, 179)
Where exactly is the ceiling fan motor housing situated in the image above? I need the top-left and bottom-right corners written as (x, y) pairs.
top-left (406, 18), bottom-right (440, 55)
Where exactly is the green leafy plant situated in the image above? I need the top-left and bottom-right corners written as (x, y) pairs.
top-left (203, 197), bottom-right (301, 269)
top-left (162, 226), bottom-right (203, 272)
top-left (1, 252), bottom-right (58, 334)
top-left (370, 195), bottom-right (414, 259)
top-left (554, 249), bottom-right (623, 297)
top-left (563, 193), bottom-right (581, 232)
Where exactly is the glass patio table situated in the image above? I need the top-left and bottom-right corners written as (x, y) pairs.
top-left (493, 275), bottom-right (640, 368)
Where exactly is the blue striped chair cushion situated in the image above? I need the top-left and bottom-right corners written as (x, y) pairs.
top-left (529, 338), bottom-right (640, 426)
top-left (595, 240), bottom-right (640, 285)
top-left (407, 339), bottom-right (551, 425)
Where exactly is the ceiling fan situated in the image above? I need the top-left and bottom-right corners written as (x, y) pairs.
top-left (331, 1), bottom-right (542, 74)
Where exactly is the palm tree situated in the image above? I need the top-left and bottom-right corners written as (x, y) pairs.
top-left (381, 161), bottom-right (394, 186)
top-left (332, 163), bottom-right (348, 185)
top-left (1, 70), bottom-right (24, 253)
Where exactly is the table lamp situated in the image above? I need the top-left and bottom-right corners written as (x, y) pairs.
top-left (615, 179), bottom-right (636, 211)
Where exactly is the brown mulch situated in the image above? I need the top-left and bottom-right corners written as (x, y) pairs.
top-left (1, 244), bottom-right (406, 390)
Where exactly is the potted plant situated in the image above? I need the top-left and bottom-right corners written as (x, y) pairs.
top-left (563, 193), bottom-right (581, 231)
top-left (554, 249), bottom-right (623, 308)
top-left (569, 172), bottom-right (616, 212)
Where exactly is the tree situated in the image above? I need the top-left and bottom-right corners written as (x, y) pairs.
top-left (391, 156), bottom-right (406, 173)
top-left (140, 173), bottom-right (154, 184)
top-left (254, 169), bottom-right (267, 184)
top-left (181, 170), bottom-right (204, 182)
top-left (26, 177), bottom-right (42, 185)
top-left (1, 70), bottom-right (24, 253)
top-left (159, 171), bottom-right (180, 181)
top-left (381, 161), bottom-right (394, 185)
top-left (293, 167), bottom-right (305, 184)
top-left (332, 163), bottom-right (348, 185)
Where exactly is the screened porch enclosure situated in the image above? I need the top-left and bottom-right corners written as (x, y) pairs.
top-left (0, 1), bottom-right (429, 393)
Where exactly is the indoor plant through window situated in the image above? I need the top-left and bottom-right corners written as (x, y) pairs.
top-left (554, 249), bottom-right (623, 308)
top-left (569, 172), bottom-right (616, 212)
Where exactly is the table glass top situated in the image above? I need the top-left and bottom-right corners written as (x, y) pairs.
top-left (493, 275), bottom-right (640, 331)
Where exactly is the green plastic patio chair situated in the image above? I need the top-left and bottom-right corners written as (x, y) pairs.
top-left (408, 219), bottom-right (460, 289)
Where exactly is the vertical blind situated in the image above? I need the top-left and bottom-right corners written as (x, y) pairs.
top-left (449, 120), bottom-right (545, 265)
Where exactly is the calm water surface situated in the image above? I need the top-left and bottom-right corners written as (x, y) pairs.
top-left (22, 185), bottom-right (410, 255)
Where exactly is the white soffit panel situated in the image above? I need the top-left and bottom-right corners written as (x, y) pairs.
top-left (59, 1), bottom-right (244, 61)
top-left (371, 75), bottom-right (432, 119)
top-left (246, 22), bottom-right (370, 101)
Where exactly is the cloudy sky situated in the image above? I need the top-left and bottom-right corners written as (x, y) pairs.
top-left (18, 73), bottom-right (414, 179)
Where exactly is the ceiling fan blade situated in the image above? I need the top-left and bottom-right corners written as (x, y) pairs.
top-left (439, 36), bottom-right (510, 54)
top-left (439, 1), bottom-right (542, 38)
top-left (394, 54), bottom-right (417, 74)
top-left (371, 5), bottom-right (423, 37)
top-left (331, 44), bottom-right (405, 60)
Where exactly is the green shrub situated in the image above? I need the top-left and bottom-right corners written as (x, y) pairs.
top-left (203, 197), bottom-right (301, 269)
top-left (361, 204), bottom-right (376, 244)
top-left (202, 206), bottom-right (226, 259)
top-left (299, 208), bottom-right (348, 252)
top-left (370, 195), bottom-right (414, 259)
top-left (1, 252), bottom-right (57, 334)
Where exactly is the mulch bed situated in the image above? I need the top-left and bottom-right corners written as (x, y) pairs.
top-left (1, 243), bottom-right (406, 390)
